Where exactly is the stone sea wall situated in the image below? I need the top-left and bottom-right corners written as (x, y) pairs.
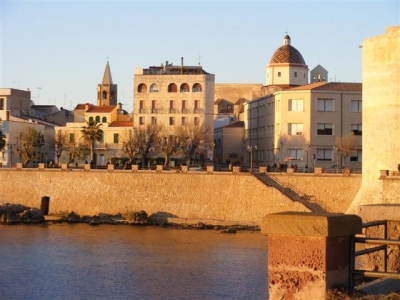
top-left (0, 169), bottom-right (361, 224)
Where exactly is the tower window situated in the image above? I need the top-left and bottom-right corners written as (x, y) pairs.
top-left (102, 117), bottom-right (107, 123)
top-left (102, 91), bottom-right (107, 99)
top-left (277, 72), bottom-right (281, 77)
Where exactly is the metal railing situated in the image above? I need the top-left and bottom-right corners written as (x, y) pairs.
top-left (349, 220), bottom-right (400, 288)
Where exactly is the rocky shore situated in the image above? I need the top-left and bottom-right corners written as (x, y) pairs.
top-left (0, 203), bottom-right (260, 233)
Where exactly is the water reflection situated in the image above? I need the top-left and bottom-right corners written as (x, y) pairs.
top-left (0, 224), bottom-right (268, 300)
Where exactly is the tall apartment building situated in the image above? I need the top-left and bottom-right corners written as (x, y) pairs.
top-left (133, 58), bottom-right (215, 131)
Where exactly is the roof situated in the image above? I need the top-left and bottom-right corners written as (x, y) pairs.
top-left (109, 121), bottom-right (134, 127)
top-left (223, 121), bottom-right (244, 128)
top-left (102, 62), bottom-right (113, 85)
top-left (86, 106), bottom-right (116, 113)
top-left (75, 103), bottom-right (94, 110)
top-left (270, 35), bottom-right (306, 65)
top-left (286, 82), bottom-right (362, 92)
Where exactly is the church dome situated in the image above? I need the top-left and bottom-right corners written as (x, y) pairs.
top-left (270, 35), bottom-right (306, 65)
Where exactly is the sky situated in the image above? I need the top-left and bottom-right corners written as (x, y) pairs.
top-left (1, 0), bottom-right (399, 113)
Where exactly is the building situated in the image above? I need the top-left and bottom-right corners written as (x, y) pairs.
top-left (237, 35), bottom-right (362, 170)
top-left (214, 121), bottom-right (245, 166)
top-left (55, 62), bottom-right (133, 166)
top-left (0, 88), bottom-right (54, 167)
top-left (97, 61), bottom-right (118, 106)
top-left (245, 82), bottom-right (362, 170)
top-left (350, 26), bottom-right (400, 211)
top-left (133, 58), bottom-right (215, 162)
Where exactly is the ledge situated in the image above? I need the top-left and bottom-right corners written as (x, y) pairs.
top-left (262, 212), bottom-right (362, 237)
top-left (358, 204), bottom-right (400, 221)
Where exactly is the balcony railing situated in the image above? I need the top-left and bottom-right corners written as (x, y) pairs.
top-left (182, 108), bottom-right (191, 113)
top-left (94, 142), bottom-right (106, 149)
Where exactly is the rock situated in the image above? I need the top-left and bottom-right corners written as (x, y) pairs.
top-left (125, 210), bottom-right (148, 225)
top-left (0, 204), bottom-right (44, 224)
top-left (18, 208), bottom-right (45, 223)
top-left (64, 211), bottom-right (81, 223)
top-left (221, 228), bottom-right (237, 234)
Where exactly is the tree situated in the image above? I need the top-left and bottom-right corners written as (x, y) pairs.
top-left (158, 128), bottom-right (180, 168)
top-left (0, 130), bottom-right (6, 152)
top-left (335, 134), bottom-right (357, 167)
top-left (80, 121), bottom-right (103, 163)
top-left (137, 124), bottom-right (163, 167)
top-left (15, 127), bottom-right (43, 166)
top-left (67, 142), bottom-right (90, 168)
top-left (175, 122), bottom-right (210, 165)
top-left (120, 129), bottom-right (141, 165)
top-left (48, 130), bottom-right (69, 165)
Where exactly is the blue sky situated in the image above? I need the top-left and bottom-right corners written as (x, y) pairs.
top-left (1, 0), bottom-right (399, 113)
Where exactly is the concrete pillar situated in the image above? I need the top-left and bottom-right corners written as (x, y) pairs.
top-left (107, 164), bottom-right (114, 171)
top-left (262, 212), bottom-right (362, 300)
top-left (38, 163), bottom-right (45, 170)
top-left (132, 165), bottom-right (138, 172)
top-left (232, 166), bottom-right (240, 173)
top-left (259, 166), bottom-right (267, 173)
top-left (181, 165), bottom-right (188, 173)
top-left (16, 163), bottom-right (23, 169)
top-left (314, 167), bottom-right (323, 175)
top-left (61, 164), bottom-right (68, 170)
top-left (84, 164), bottom-right (91, 171)
top-left (206, 165), bottom-right (214, 174)
top-left (156, 165), bottom-right (163, 172)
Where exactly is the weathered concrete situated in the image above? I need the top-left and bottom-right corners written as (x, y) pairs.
top-left (263, 212), bottom-right (362, 300)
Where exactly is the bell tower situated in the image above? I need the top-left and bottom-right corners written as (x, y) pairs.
top-left (97, 61), bottom-right (117, 106)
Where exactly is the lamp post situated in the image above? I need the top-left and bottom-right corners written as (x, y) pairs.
top-left (306, 144), bottom-right (310, 172)
top-left (333, 146), bottom-right (339, 173)
top-left (7, 143), bottom-right (15, 168)
top-left (247, 145), bottom-right (257, 173)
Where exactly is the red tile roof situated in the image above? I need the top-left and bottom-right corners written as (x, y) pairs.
top-left (87, 106), bottom-right (116, 113)
top-left (109, 121), bottom-right (134, 127)
top-left (286, 82), bottom-right (362, 92)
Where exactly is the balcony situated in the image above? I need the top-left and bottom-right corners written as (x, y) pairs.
top-left (139, 108), bottom-right (150, 113)
top-left (94, 142), bottom-right (106, 149)
top-left (169, 108), bottom-right (180, 113)
top-left (105, 143), bottom-right (120, 149)
top-left (182, 108), bottom-right (191, 113)
top-left (194, 108), bottom-right (204, 114)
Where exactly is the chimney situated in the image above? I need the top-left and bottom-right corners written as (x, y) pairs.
top-left (181, 57), bottom-right (184, 67)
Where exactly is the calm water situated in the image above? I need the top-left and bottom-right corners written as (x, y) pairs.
top-left (0, 224), bottom-right (268, 300)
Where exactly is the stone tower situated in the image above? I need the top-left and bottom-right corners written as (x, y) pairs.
top-left (97, 61), bottom-right (117, 106)
top-left (348, 26), bottom-right (400, 212)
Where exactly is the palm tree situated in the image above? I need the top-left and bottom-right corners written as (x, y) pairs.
top-left (81, 121), bottom-right (103, 164)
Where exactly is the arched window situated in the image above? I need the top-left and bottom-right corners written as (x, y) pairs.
top-left (89, 116), bottom-right (94, 123)
top-left (168, 83), bottom-right (177, 93)
top-left (192, 83), bottom-right (202, 92)
top-left (138, 83), bottom-right (147, 93)
top-left (102, 91), bottom-right (107, 99)
top-left (95, 116), bottom-right (100, 123)
top-left (180, 83), bottom-right (190, 92)
top-left (150, 83), bottom-right (159, 93)
top-left (102, 117), bottom-right (107, 123)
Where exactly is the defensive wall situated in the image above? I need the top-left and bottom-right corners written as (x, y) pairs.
top-left (0, 168), bottom-right (364, 225)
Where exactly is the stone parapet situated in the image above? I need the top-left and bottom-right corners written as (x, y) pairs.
top-left (263, 212), bottom-right (362, 300)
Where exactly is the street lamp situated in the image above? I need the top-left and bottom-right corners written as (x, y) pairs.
top-left (333, 146), bottom-right (339, 173)
top-left (306, 144), bottom-right (310, 172)
top-left (7, 143), bottom-right (15, 167)
top-left (247, 145), bottom-right (257, 173)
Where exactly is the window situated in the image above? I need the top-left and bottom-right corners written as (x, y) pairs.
top-left (317, 98), bottom-right (334, 111)
top-left (194, 100), bottom-right (200, 110)
top-left (294, 72), bottom-right (297, 77)
top-left (288, 99), bottom-right (303, 112)
top-left (317, 149), bottom-right (333, 161)
top-left (95, 116), bottom-right (100, 123)
top-left (194, 117), bottom-right (199, 125)
top-left (168, 83), bottom-right (177, 93)
top-left (180, 83), bottom-right (190, 92)
top-left (350, 124), bottom-right (362, 136)
top-left (137, 83), bottom-right (147, 93)
top-left (139, 100), bottom-right (144, 111)
top-left (275, 123), bottom-right (280, 135)
top-left (69, 133), bottom-right (75, 143)
top-left (169, 117), bottom-right (175, 126)
top-left (182, 117), bottom-right (187, 125)
top-left (89, 116), bottom-right (94, 123)
top-left (278, 72), bottom-right (281, 77)
top-left (275, 100), bottom-right (280, 112)
top-left (0, 98), bottom-right (4, 110)
top-left (151, 117), bottom-right (157, 125)
top-left (317, 123), bottom-right (333, 135)
top-left (102, 91), bottom-right (107, 99)
top-left (102, 117), bottom-right (107, 123)
top-left (149, 83), bottom-right (159, 93)
top-left (350, 150), bottom-right (362, 162)
top-left (182, 100), bottom-right (188, 113)
top-left (287, 149), bottom-right (303, 160)
top-left (351, 100), bottom-right (362, 112)
top-left (152, 100), bottom-right (157, 113)
top-left (139, 117), bottom-right (145, 125)
top-left (192, 83), bottom-right (202, 92)
top-left (288, 123), bottom-right (303, 135)
top-left (113, 133), bottom-right (119, 144)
